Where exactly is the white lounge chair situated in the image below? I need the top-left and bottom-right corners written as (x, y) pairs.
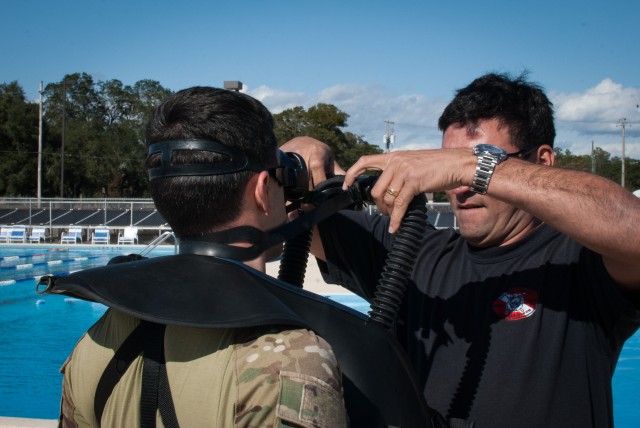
top-left (28, 227), bottom-right (47, 243)
top-left (61, 227), bottom-right (83, 244)
top-left (8, 226), bottom-right (27, 243)
top-left (91, 226), bottom-right (110, 245)
top-left (0, 226), bottom-right (12, 243)
top-left (118, 226), bottom-right (139, 245)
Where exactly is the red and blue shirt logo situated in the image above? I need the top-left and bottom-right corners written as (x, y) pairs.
top-left (492, 288), bottom-right (538, 321)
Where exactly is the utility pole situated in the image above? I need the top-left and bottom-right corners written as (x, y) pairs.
top-left (591, 140), bottom-right (595, 173)
top-left (384, 120), bottom-right (395, 153)
top-left (61, 79), bottom-right (66, 198)
top-left (37, 82), bottom-right (43, 206)
top-left (617, 118), bottom-right (627, 188)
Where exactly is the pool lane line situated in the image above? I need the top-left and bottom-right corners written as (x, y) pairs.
top-left (0, 255), bottom-right (109, 285)
top-left (0, 255), bottom-right (104, 272)
top-left (0, 269), bottom-right (82, 287)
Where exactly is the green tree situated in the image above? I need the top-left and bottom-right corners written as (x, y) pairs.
top-left (130, 79), bottom-right (173, 143)
top-left (627, 160), bottom-right (640, 192)
top-left (43, 73), bottom-right (103, 197)
top-left (274, 103), bottom-right (382, 169)
top-left (0, 82), bottom-right (39, 196)
top-left (552, 146), bottom-right (639, 191)
top-left (274, 106), bottom-right (308, 143)
top-left (553, 148), bottom-right (590, 171)
top-left (40, 73), bottom-right (172, 197)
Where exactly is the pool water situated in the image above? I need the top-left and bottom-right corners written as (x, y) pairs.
top-left (0, 246), bottom-right (168, 419)
top-left (0, 246), bottom-right (638, 426)
top-left (612, 331), bottom-right (640, 426)
top-left (1, 291), bottom-right (108, 419)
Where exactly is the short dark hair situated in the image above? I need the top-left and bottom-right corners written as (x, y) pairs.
top-left (145, 87), bottom-right (277, 238)
top-left (438, 72), bottom-right (555, 150)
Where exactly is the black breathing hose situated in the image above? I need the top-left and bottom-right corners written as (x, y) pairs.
top-left (368, 194), bottom-right (427, 329)
top-left (277, 175), bottom-right (360, 288)
top-left (276, 175), bottom-right (428, 331)
top-left (277, 228), bottom-right (313, 287)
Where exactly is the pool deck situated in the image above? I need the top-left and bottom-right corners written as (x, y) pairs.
top-left (266, 258), bottom-right (351, 295)
top-left (0, 417), bottom-right (56, 428)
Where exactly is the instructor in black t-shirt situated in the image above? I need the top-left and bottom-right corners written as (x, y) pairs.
top-left (281, 73), bottom-right (640, 428)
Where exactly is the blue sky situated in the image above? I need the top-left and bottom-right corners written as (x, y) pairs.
top-left (3, 0), bottom-right (640, 159)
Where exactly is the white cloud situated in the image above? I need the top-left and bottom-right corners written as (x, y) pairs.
top-left (551, 79), bottom-right (640, 156)
top-left (250, 79), bottom-right (640, 158)
top-left (250, 83), bottom-right (446, 151)
top-left (249, 85), bottom-right (312, 112)
top-left (553, 79), bottom-right (638, 123)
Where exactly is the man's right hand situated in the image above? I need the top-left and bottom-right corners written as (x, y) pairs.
top-left (280, 136), bottom-right (346, 189)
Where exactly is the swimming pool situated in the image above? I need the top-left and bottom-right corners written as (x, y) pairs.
top-left (0, 245), bottom-right (638, 425)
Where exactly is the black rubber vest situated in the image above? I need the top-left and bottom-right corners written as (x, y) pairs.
top-left (41, 253), bottom-right (445, 428)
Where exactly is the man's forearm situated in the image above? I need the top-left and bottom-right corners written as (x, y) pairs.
top-left (491, 160), bottom-right (640, 287)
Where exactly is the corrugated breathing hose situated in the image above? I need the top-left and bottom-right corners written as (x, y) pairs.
top-left (277, 175), bottom-right (428, 331)
top-left (368, 194), bottom-right (427, 329)
top-left (277, 228), bottom-right (313, 287)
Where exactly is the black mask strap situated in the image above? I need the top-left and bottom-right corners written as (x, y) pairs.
top-left (148, 139), bottom-right (265, 180)
top-left (148, 139), bottom-right (309, 203)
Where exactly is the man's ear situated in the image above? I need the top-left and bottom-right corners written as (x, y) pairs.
top-left (254, 171), bottom-right (271, 215)
top-left (537, 145), bottom-right (555, 166)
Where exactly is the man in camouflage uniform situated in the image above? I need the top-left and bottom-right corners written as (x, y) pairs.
top-left (59, 87), bottom-right (349, 427)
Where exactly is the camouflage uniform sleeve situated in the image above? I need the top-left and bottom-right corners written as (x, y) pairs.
top-left (233, 328), bottom-right (349, 428)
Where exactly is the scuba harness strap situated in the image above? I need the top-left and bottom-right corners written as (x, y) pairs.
top-left (94, 320), bottom-right (179, 428)
top-left (140, 322), bottom-right (179, 428)
top-left (94, 321), bottom-right (147, 422)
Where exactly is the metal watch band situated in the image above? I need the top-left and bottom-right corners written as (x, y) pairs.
top-left (470, 154), bottom-right (498, 194)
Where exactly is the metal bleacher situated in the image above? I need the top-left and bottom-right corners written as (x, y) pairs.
top-left (0, 198), bottom-right (170, 244)
top-left (0, 197), bottom-right (459, 244)
top-left (426, 203), bottom-right (458, 230)
top-left (427, 211), bottom-right (457, 229)
top-left (348, 201), bottom-right (459, 230)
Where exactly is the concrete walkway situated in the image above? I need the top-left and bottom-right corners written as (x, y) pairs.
top-left (0, 418), bottom-right (56, 428)
top-left (265, 258), bottom-right (351, 295)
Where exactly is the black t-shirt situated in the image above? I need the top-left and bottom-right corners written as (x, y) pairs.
top-left (318, 211), bottom-right (640, 428)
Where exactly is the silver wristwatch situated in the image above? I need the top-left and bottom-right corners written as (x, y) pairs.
top-left (471, 144), bottom-right (508, 194)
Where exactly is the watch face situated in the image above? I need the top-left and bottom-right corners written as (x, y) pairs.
top-left (473, 144), bottom-right (508, 159)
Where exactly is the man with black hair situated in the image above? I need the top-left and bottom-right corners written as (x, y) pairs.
top-left (58, 87), bottom-right (348, 427)
top-left (282, 73), bottom-right (640, 427)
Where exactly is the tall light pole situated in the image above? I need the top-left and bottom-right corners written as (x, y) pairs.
top-left (617, 118), bottom-right (627, 188)
top-left (37, 82), bottom-right (43, 206)
top-left (60, 79), bottom-right (67, 198)
top-left (384, 120), bottom-right (395, 153)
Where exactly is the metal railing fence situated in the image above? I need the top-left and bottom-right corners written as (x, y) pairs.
top-left (0, 198), bottom-right (168, 243)
top-left (0, 197), bottom-right (458, 232)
